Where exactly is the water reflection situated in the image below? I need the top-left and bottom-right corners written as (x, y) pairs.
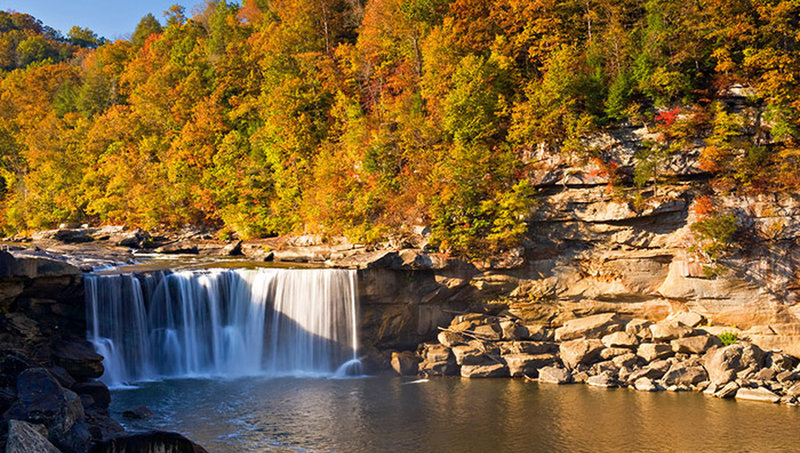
top-left (112, 376), bottom-right (800, 452)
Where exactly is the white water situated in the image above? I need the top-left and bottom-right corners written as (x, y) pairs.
top-left (85, 268), bottom-right (360, 386)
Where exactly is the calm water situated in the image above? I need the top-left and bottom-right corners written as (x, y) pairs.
top-left (111, 376), bottom-right (800, 452)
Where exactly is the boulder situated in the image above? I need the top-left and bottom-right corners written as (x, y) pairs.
top-left (88, 431), bottom-right (208, 453)
top-left (671, 335), bottom-right (720, 354)
top-left (637, 343), bottom-right (674, 362)
top-left (390, 351), bottom-right (419, 376)
top-left (122, 406), bottom-right (153, 420)
top-left (704, 343), bottom-right (765, 386)
top-left (661, 364), bottom-right (708, 387)
top-left (625, 319), bottom-right (653, 339)
top-left (451, 345), bottom-right (496, 366)
top-left (634, 377), bottom-right (659, 392)
top-left (472, 324), bottom-right (502, 341)
top-left (520, 325), bottom-right (553, 341)
top-left (559, 339), bottom-right (604, 369)
top-left (6, 420), bottom-right (60, 453)
top-left (419, 358), bottom-right (458, 376)
top-left (51, 340), bottom-right (105, 380)
top-left (422, 344), bottom-right (451, 363)
top-left (72, 382), bottom-right (111, 409)
top-left (5, 368), bottom-right (89, 453)
top-left (460, 363), bottom-right (509, 378)
top-left (629, 360), bottom-right (671, 381)
top-left (786, 382), bottom-right (800, 397)
top-left (777, 370), bottom-right (799, 383)
top-left (735, 387), bottom-right (780, 403)
top-left (600, 348), bottom-right (632, 360)
top-left (669, 311), bottom-right (705, 328)
top-left (502, 353), bottom-right (558, 378)
top-left (554, 313), bottom-right (623, 341)
top-left (765, 352), bottom-right (799, 371)
top-left (714, 381), bottom-right (740, 399)
top-left (649, 322), bottom-right (694, 342)
top-left (498, 341), bottom-right (558, 356)
top-left (500, 320), bottom-right (525, 340)
top-left (587, 372), bottom-right (617, 388)
top-left (612, 353), bottom-right (638, 369)
top-left (437, 331), bottom-right (465, 348)
top-left (537, 366), bottom-right (572, 384)
top-left (601, 331), bottom-right (638, 349)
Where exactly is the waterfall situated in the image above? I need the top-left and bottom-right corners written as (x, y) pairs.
top-left (85, 268), bottom-right (360, 386)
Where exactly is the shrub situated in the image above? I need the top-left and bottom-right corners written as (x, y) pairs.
top-left (718, 331), bottom-right (738, 346)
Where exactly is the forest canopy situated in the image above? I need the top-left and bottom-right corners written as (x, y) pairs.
top-left (1, 1), bottom-right (799, 255)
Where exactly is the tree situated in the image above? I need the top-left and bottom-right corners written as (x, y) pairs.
top-left (131, 14), bottom-right (163, 47)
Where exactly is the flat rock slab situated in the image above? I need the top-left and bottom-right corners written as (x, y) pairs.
top-left (671, 335), bottom-right (719, 354)
top-left (502, 353), bottom-right (557, 377)
top-left (735, 387), bottom-right (780, 403)
top-left (554, 313), bottom-right (623, 342)
top-left (6, 420), bottom-right (60, 453)
top-left (460, 363), bottom-right (509, 378)
top-left (538, 366), bottom-right (572, 384)
top-left (637, 343), bottom-right (674, 362)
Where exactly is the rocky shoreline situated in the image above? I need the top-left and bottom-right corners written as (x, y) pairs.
top-left (390, 311), bottom-right (800, 406)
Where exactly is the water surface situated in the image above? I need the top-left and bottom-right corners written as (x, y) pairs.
top-left (111, 376), bottom-right (800, 452)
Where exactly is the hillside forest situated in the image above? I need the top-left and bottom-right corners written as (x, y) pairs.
top-left (1, 0), bottom-right (800, 256)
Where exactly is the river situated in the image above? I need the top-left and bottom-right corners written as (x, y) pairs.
top-left (111, 375), bottom-right (800, 452)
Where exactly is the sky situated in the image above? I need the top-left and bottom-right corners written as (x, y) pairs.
top-left (0, 0), bottom-right (200, 41)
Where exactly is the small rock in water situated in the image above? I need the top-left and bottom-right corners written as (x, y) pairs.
top-left (537, 366), bottom-right (572, 385)
top-left (735, 387), bottom-right (780, 403)
top-left (587, 372), bottom-right (617, 388)
top-left (123, 406), bottom-right (154, 419)
top-left (634, 377), bottom-right (659, 392)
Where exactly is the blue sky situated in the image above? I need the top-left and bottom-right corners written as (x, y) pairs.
top-left (0, 0), bottom-right (201, 40)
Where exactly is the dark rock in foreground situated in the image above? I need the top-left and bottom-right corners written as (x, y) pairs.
top-left (90, 431), bottom-right (208, 453)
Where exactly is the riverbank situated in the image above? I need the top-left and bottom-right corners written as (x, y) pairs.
top-left (396, 311), bottom-right (800, 406)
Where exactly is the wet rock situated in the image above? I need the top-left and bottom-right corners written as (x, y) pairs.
top-left (637, 343), bottom-right (674, 362)
top-left (671, 335), bottom-right (720, 354)
top-left (601, 331), bottom-right (638, 349)
top-left (52, 340), bottom-right (105, 380)
top-left (704, 343), bottom-right (765, 386)
top-left (634, 377), bottom-right (659, 392)
top-left (421, 343), bottom-right (451, 363)
top-left (88, 431), bottom-right (208, 453)
top-left (587, 372), bottom-right (617, 388)
top-left (554, 313), bottom-right (623, 342)
top-left (559, 339), bottom-right (604, 369)
top-left (152, 241), bottom-right (198, 254)
top-left (72, 382), bottom-right (111, 409)
top-left (390, 351), bottom-right (419, 376)
top-left (735, 387), bottom-right (780, 403)
top-left (419, 359), bottom-right (457, 377)
top-left (538, 366), bottom-right (572, 384)
top-left (6, 420), bottom-right (60, 453)
top-left (649, 322), bottom-right (694, 342)
top-left (503, 353), bottom-right (558, 378)
top-left (122, 406), bottom-right (153, 420)
top-left (460, 363), bottom-right (509, 378)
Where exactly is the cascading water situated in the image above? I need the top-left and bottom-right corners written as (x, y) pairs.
top-left (85, 268), bottom-right (360, 386)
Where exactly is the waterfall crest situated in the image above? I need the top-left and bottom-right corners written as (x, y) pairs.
top-left (85, 268), bottom-right (359, 386)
